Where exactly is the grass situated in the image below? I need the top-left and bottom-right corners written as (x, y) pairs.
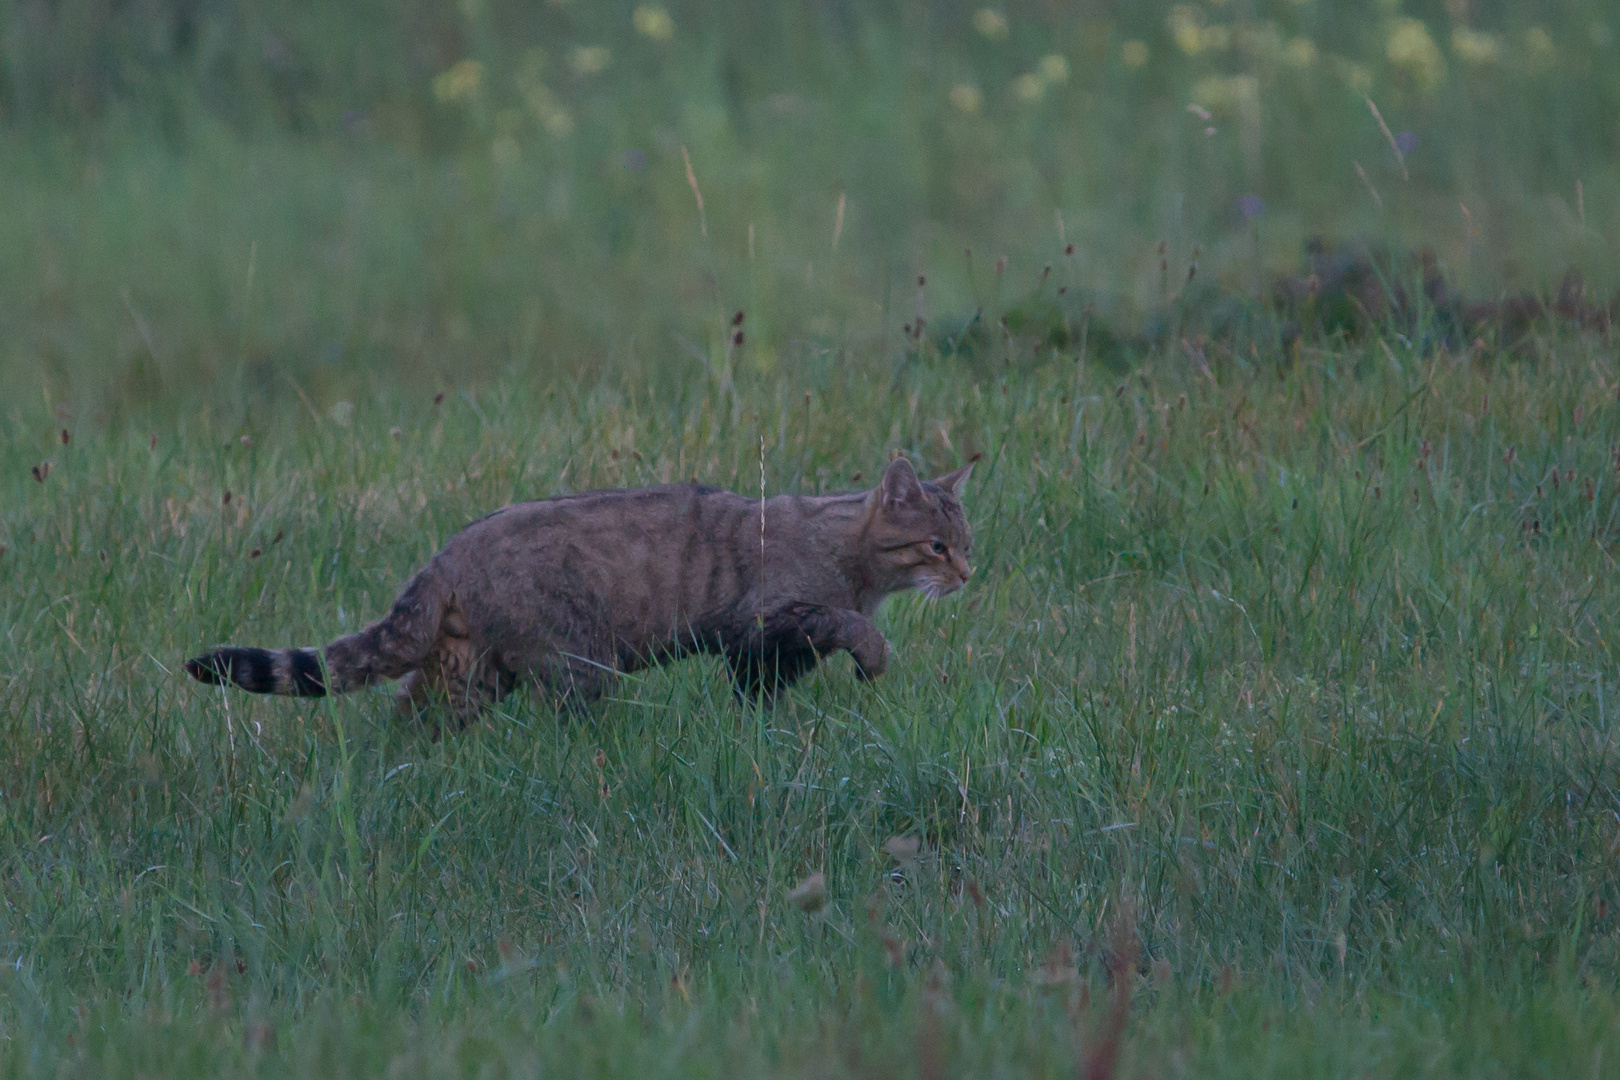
top-left (5, 2), bottom-right (1618, 417)
top-left (4, 1), bottom-right (1620, 1075)
top-left (7, 336), bottom-right (1620, 1075)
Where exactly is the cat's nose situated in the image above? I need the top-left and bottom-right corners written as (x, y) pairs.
top-left (954, 555), bottom-right (973, 580)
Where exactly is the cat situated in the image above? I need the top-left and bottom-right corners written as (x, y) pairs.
top-left (185, 457), bottom-right (973, 721)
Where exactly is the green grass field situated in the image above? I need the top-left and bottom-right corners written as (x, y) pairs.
top-left (4, 1), bottom-right (1620, 1076)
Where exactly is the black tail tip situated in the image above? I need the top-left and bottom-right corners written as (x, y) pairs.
top-left (184, 647), bottom-right (272, 692)
top-left (183, 646), bottom-right (327, 696)
top-left (185, 654), bottom-right (230, 685)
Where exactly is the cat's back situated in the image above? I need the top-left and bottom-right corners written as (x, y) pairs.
top-left (441, 482), bottom-right (753, 567)
top-left (431, 482), bottom-right (765, 645)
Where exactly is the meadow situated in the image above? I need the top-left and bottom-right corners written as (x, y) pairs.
top-left (3, 1), bottom-right (1620, 1075)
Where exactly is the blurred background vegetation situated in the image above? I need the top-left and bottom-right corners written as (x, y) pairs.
top-left (1, 0), bottom-right (1615, 419)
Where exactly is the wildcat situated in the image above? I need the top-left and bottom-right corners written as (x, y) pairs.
top-left (185, 457), bottom-right (973, 721)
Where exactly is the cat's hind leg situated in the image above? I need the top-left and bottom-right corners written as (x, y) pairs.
top-left (537, 650), bottom-right (619, 715)
top-left (394, 670), bottom-right (432, 719)
top-left (410, 638), bottom-right (514, 731)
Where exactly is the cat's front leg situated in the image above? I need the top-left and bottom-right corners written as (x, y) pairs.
top-left (765, 604), bottom-right (891, 681)
top-left (847, 625), bottom-right (891, 680)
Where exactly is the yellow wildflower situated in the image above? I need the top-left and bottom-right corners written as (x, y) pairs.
top-left (1190, 74), bottom-right (1258, 115)
top-left (973, 9), bottom-right (1009, 40)
top-left (1038, 54), bottom-right (1070, 83)
top-left (1012, 73), bottom-right (1045, 102)
top-left (1168, 6), bottom-right (1204, 54)
top-left (540, 106), bottom-right (574, 137)
top-left (570, 45), bottom-right (611, 76)
top-left (1386, 17), bottom-right (1445, 91)
top-left (633, 6), bottom-right (674, 42)
top-left (1451, 27), bottom-right (1501, 65)
top-left (1282, 37), bottom-right (1318, 68)
top-left (1329, 55), bottom-right (1373, 92)
top-left (432, 59), bottom-right (484, 104)
top-left (949, 83), bottom-right (983, 113)
top-left (1121, 40), bottom-right (1150, 68)
top-left (1168, 6), bottom-right (1232, 55)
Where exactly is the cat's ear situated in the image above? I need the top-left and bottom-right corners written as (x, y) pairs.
top-left (878, 457), bottom-right (924, 508)
top-left (934, 462), bottom-right (973, 499)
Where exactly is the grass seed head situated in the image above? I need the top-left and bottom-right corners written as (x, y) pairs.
top-left (787, 872), bottom-right (828, 913)
top-left (882, 835), bottom-right (921, 863)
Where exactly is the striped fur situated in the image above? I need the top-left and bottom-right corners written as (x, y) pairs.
top-left (185, 458), bottom-right (973, 724)
top-left (185, 647), bottom-right (327, 696)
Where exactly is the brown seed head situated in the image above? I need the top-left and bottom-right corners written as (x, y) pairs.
top-left (882, 835), bottom-right (921, 863)
top-left (787, 872), bottom-right (828, 913)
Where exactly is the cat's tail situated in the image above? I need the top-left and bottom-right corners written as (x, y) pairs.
top-left (185, 564), bottom-right (450, 698)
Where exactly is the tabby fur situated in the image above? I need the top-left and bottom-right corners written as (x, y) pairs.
top-left (185, 458), bottom-right (973, 721)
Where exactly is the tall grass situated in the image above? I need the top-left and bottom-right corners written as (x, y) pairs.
top-left (4, 0), bottom-right (1620, 1074)
top-left (5, 332), bottom-right (1620, 1073)
top-left (2, 1), bottom-right (1617, 417)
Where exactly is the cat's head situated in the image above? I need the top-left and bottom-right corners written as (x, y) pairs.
top-left (865, 458), bottom-right (974, 599)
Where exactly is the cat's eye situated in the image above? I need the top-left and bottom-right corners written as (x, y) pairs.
top-left (930, 539), bottom-right (947, 555)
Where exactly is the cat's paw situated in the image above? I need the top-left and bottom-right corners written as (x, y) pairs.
top-left (852, 635), bottom-right (892, 681)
